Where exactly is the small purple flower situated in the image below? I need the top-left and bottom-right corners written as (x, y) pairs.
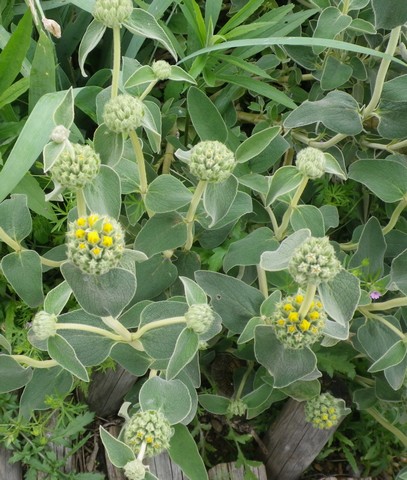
top-left (370, 290), bottom-right (381, 300)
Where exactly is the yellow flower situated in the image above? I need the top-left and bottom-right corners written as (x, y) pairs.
top-left (79, 243), bottom-right (86, 249)
top-left (103, 222), bottom-right (114, 233)
top-left (102, 236), bottom-right (113, 247)
top-left (87, 231), bottom-right (100, 244)
top-left (299, 319), bottom-right (311, 331)
top-left (277, 318), bottom-right (286, 326)
top-left (309, 311), bottom-right (320, 320)
top-left (75, 229), bottom-right (86, 239)
top-left (295, 294), bottom-right (304, 304)
top-left (288, 325), bottom-right (296, 333)
top-left (92, 247), bottom-right (101, 256)
top-left (283, 303), bottom-right (294, 311)
top-left (288, 312), bottom-right (299, 322)
top-left (77, 217), bottom-right (87, 227)
top-left (145, 435), bottom-right (154, 444)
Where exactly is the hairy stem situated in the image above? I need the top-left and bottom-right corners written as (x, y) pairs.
top-left (140, 80), bottom-right (158, 101)
top-left (359, 309), bottom-right (405, 340)
top-left (129, 130), bottom-right (150, 210)
top-left (185, 180), bottom-right (207, 250)
top-left (131, 316), bottom-right (186, 341)
top-left (235, 362), bottom-right (254, 400)
top-left (276, 175), bottom-right (308, 240)
top-left (361, 297), bottom-right (407, 312)
top-left (56, 323), bottom-right (123, 342)
top-left (364, 27), bottom-right (402, 118)
top-left (382, 198), bottom-right (407, 235)
top-left (102, 316), bottom-right (133, 341)
top-left (111, 25), bottom-right (121, 98)
top-left (366, 407), bottom-right (407, 448)
top-left (12, 355), bottom-right (58, 368)
top-left (76, 188), bottom-right (87, 217)
top-left (298, 283), bottom-right (317, 319)
top-left (256, 265), bottom-right (269, 298)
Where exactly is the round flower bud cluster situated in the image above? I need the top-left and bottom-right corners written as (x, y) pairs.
top-left (66, 214), bottom-right (125, 275)
top-left (124, 410), bottom-right (173, 458)
top-left (295, 147), bottom-right (326, 179)
top-left (51, 143), bottom-right (100, 189)
top-left (32, 311), bottom-right (57, 340)
top-left (50, 125), bottom-right (70, 144)
top-left (185, 304), bottom-right (215, 335)
top-left (288, 237), bottom-right (341, 286)
top-left (189, 141), bottom-right (236, 183)
top-left (267, 293), bottom-right (326, 349)
top-left (152, 60), bottom-right (172, 80)
top-left (305, 393), bottom-right (348, 430)
top-left (227, 399), bottom-right (247, 417)
top-left (103, 94), bottom-right (144, 134)
top-left (93, 0), bottom-right (133, 28)
top-left (123, 459), bottom-right (146, 480)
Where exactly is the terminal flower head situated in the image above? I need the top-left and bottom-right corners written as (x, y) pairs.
top-left (93, 0), bottom-right (133, 28)
top-left (267, 292), bottom-right (326, 349)
top-left (305, 393), bottom-right (350, 430)
top-left (189, 140), bottom-right (236, 183)
top-left (66, 214), bottom-right (125, 275)
top-left (103, 94), bottom-right (144, 134)
top-left (296, 147), bottom-right (326, 179)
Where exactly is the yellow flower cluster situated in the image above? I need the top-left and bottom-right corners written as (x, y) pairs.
top-left (267, 292), bottom-right (326, 349)
top-left (305, 393), bottom-right (350, 430)
top-left (66, 214), bottom-right (125, 275)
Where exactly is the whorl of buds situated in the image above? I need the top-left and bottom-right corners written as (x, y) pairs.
top-left (152, 60), bottom-right (172, 80)
top-left (32, 311), bottom-right (57, 340)
top-left (66, 214), bottom-right (125, 275)
top-left (93, 0), bottom-right (133, 28)
top-left (189, 141), bottom-right (236, 183)
top-left (103, 94), bottom-right (144, 134)
top-left (184, 304), bottom-right (215, 335)
top-left (123, 459), bottom-right (146, 480)
top-left (50, 125), bottom-right (70, 144)
top-left (51, 143), bottom-right (100, 189)
top-left (227, 399), bottom-right (247, 417)
top-left (305, 393), bottom-right (349, 430)
top-left (124, 410), bottom-right (173, 458)
top-left (288, 237), bottom-right (341, 286)
top-left (295, 147), bottom-right (326, 179)
top-left (266, 292), bottom-right (326, 349)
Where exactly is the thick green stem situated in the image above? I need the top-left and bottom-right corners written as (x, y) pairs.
top-left (102, 316), bottom-right (132, 341)
top-left (76, 188), bottom-right (87, 217)
top-left (364, 27), bottom-right (402, 119)
top-left (256, 265), bottom-right (268, 298)
top-left (382, 198), bottom-right (407, 235)
top-left (361, 297), bottom-right (407, 312)
top-left (56, 323), bottom-right (123, 342)
top-left (389, 138), bottom-right (407, 151)
top-left (298, 283), bottom-right (317, 319)
top-left (0, 227), bottom-right (22, 252)
top-left (12, 355), bottom-right (58, 368)
top-left (140, 80), bottom-right (158, 101)
top-left (185, 180), bottom-right (207, 250)
top-left (366, 407), bottom-right (407, 448)
top-left (291, 132), bottom-right (347, 150)
top-left (276, 175), bottom-right (309, 240)
top-left (111, 25), bottom-right (121, 99)
top-left (129, 130), bottom-right (148, 196)
top-left (235, 362), bottom-right (254, 400)
top-left (359, 309), bottom-right (405, 340)
top-left (0, 227), bottom-right (64, 268)
top-left (131, 316), bottom-right (186, 341)
top-left (260, 194), bottom-right (279, 233)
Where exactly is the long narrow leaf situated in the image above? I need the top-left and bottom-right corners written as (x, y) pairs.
top-left (179, 37), bottom-right (407, 67)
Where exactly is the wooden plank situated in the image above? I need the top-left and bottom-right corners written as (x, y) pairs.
top-left (87, 366), bottom-right (137, 417)
top-left (262, 398), bottom-right (340, 480)
top-left (208, 462), bottom-right (267, 480)
top-left (148, 452), bottom-right (187, 479)
top-left (0, 447), bottom-right (22, 480)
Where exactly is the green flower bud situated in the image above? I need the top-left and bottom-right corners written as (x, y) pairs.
top-left (266, 292), bottom-right (326, 349)
top-left (152, 60), bottom-right (172, 80)
top-left (123, 459), bottom-right (146, 480)
top-left (66, 214), bottom-right (125, 275)
top-left (32, 311), bottom-right (57, 340)
top-left (296, 147), bottom-right (326, 179)
top-left (124, 410), bottom-right (173, 458)
top-left (288, 237), bottom-right (341, 286)
top-left (93, 0), bottom-right (133, 28)
top-left (227, 399), bottom-right (247, 417)
top-left (189, 141), bottom-right (236, 183)
top-left (305, 393), bottom-right (350, 430)
top-left (103, 94), bottom-right (144, 134)
top-left (50, 125), bottom-right (70, 144)
top-left (51, 143), bottom-right (100, 189)
top-left (184, 304), bottom-right (215, 335)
